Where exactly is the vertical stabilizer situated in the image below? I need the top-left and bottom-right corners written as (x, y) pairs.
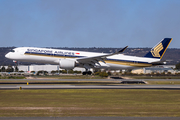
top-left (144, 38), bottom-right (172, 59)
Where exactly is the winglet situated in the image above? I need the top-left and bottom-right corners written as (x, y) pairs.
top-left (144, 38), bottom-right (172, 59)
top-left (118, 46), bottom-right (128, 53)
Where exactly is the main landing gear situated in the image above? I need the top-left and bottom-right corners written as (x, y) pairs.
top-left (82, 64), bottom-right (92, 75)
top-left (82, 71), bottom-right (92, 75)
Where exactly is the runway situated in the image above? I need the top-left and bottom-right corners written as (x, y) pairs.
top-left (1, 79), bottom-right (180, 90)
top-left (1, 78), bottom-right (180, 81)
top-left (1, 84), bottom-right (180, 90)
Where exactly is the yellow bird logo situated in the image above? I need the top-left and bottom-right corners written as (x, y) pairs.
top-left (151, 43), bottom-right (163, 57)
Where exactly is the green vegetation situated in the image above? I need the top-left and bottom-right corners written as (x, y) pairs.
top-left (0, 89), bottom-right (180, 117)
top-left (4, 65), bottom-right (14, 72)
top-left (0, 75), bottom-right (26, 79)
top-left (34, 75), bottom-right (102, 79)
top-left (0, 65), bottom-right (18, 72)
top-left (0, 66), bottom-right (5, 72)
top-left (94, 71), bottom-right (109, 78)
top-left (14, 66), bottom-right (19, 72)
top-left (36, 70), bottom-right (48, 76)
top-left (61, 70), bottom-right (82, 74)
top-left (176, 62), bottom-right (180, 70)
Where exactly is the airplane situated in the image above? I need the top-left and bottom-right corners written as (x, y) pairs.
top-left (5, 38), bottom-right (172, 75)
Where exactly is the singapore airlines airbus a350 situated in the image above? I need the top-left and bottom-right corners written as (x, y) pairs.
top-left (5, 38), bottom-right (172, 75)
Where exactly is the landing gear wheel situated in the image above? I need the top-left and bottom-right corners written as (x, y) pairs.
top-left (87, 71), bottom-right (92, 75)
top-left (82, 71), bottom-right (92, 75)
top-left (82, 72), bottom-right (87, 75)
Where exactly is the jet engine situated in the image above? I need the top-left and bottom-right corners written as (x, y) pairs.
top-left (59, 59), bottom-right (76, 70)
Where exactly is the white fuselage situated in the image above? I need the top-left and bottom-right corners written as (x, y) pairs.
top-left (5, 47), bottom-right (160, 70)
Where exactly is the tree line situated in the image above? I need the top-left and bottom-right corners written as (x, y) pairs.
top-left (0, 66), bottom-right (19, 72)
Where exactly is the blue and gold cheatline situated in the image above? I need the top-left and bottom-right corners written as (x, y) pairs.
top-left (144, 38), bottom-right (172, 59)
top-left (24, 51), bottom-right (152, 67)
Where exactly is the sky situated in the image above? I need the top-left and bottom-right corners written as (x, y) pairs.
top-left (0, 0), bottom-right (180, 48)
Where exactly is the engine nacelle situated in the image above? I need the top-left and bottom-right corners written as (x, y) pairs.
top-left (59, 59), bottom-right (75, 70)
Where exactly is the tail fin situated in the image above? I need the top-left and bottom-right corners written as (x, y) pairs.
top-left (144, 38), bottom-right (172, 59)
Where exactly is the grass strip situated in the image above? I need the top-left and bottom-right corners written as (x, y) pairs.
top-left (34, 75), bottom-right (103, 79)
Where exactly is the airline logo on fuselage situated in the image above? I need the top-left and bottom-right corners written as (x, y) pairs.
top-left (26, 49), bottom-right (53, 54)
top-left (26, 49), bottom-right (76, 56)
top-left (150, 43), bottom-right (163, 57)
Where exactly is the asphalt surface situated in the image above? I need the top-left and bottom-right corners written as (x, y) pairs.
top-left (1, 78), bottom-right (180, 81)
top-left (1, 117), bottom-right (180, 120)
top-left (1, 79), bottom-right (180, 89)
top-left (1, 84), bottom-right (180, 90)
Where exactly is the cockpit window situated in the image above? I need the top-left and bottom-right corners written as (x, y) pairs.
top-left (10, 49), bottom-right (15, 52)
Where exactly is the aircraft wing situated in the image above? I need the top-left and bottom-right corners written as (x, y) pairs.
top-left (76, 46), bottom-right (128, 68)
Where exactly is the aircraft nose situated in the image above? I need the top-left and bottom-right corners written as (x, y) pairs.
top-left (5, 53), bottom-right (10, 59)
